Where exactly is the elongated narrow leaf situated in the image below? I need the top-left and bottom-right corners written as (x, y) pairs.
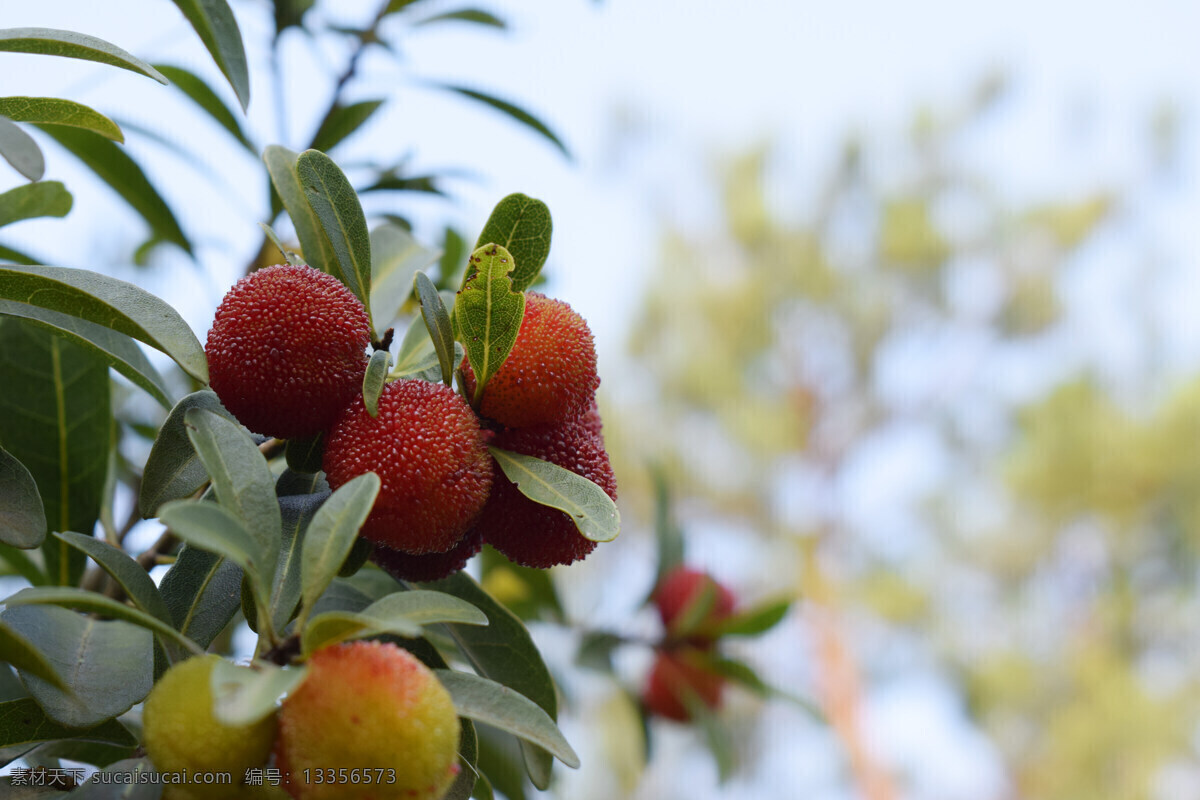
top-left (416, 9), bottom-right (507, 28)
top-left (490, 447), bottom-right (619, 542)
top-left (1, 605), bottom-right (153, 727)
top-left (439, 85), bottom-right (568, 158)
top-left (54, 533), bottom-right (171, 625)
top-left (0, 97), bottom-right (122, 141)
top-left (708, 599), bottom-right (791, 637)
top-left (0, 300), bottom-right (171, 408)
top-left (309, 100), bottom-right (384, 154)
top-left (0, 698), bottom-right (136, 749)
top-left (169, 0), bottom-right (249, 111)
top-left (415, 271), bottom-right (455, 387)
top-left (268, 491), bottom-right (327, 634)
top-left (469, 194), bottom-right (551, 292)
top-left (299, 473), bottom-right (379, 618)
top-left (444, 718), bottom-right (480, 800)
top-left (0, 180), bottom-right (70, 228)
top-left (0, 28), bottom-right (166, 83)
top-left (437, 671), bottom-right (579, 768)
top-left (2, 586), bottom-right (202, 656)
top-left (363, 351), bottom-right (390, 416)
top-left (159, 500), bottom-right (263, 587)
top-left (211, 660), bottom-right (307, 726)
top-left (0, 447), bottom-right (45, 548)
top-left (301, 588), bottom-right (486, 654)
top-left (139, 390), bottom-right (235, 516)
top-left (35, 125), bottom-right (192, 256)
top-left (296, 150), bottom-right (372, 325)
top-left (0, 242), bottom-right (36, 265)
top-left (0, 116), bottom-right (43, 181)
top-left (183, 407), bottom-right (280, 578)
top-left (0, 620), bottom-right (66, 691)
top-left (0, 543), bottom-right (44, 586)
top-left (369, 223), bottom-right (439, 337)
top-left (158, 545), bottom-right (242, 649)
top-left (154, 64), bottom-right (253, 151)
top-left (649, 466), bottom-right (683, 599)
top-left (263, 145), bottom-right (336, 275)
top-left (259, 221), bottom-right (303, 266)
top-left (0, 320), bottom-right (109, 586)
top-left (454, 245), bottom-right (524, 404)
top-left (421, 571), bottom-right (559, 789)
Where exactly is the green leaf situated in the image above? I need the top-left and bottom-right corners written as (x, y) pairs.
top-left (0, 97), bottom-right (123, 141)
top-left (269, 491), bottom-right (328, 633)
top-left (0, 319), bottom-right (109, 586)
top-left (34, 125), bottom-right (193, 255)
top-left (263, 145), bottom-right (337, 276)
top-left (2, 586), bottom-right (202, 657)
top-left (301, 610), bottom-right (420, 654)
top-left (369, 223), bottom-right (439, 337)
top-left (73, 757), bottom-right (158, 797)
top-left (475, 724), bottom-right (525, 800)
top-left (309, 100), bottom-right (385, 154)
top-left (276, 468), bottom-right (328, 497)
top-left (299, 473), bottom-right (380, 620)
top-left (420, 571), bottom-right (559, 789)
top-left (301, 588), bottom-right (486, 654)
top-left (139, 390), bottom-right (235, 517)
top-left (259, 221), bottom-right (304, 266)
top-left (296, 149), bottom-right (373, 326)
top-left (0, 620), bottom-right (66, 691)
top-left (469, 194), bottom-right (552, 292)
top-left (444, 718), bottom-right (480, 800)
top-left (363, 350), bottom-right (390, 416)
top-left (436, 671), bottom-right (579, 769)
top-left (0, 116), bottom-right (43, 181)
top-left (438, 227), bottom-right (467, 288)
top-left (575, 630), bottom-right (623, 672)
top-left (53, 533), bottom-right (171, 625)
top-left (153, 64), bottom-right (254, 151)
top-left (0, 241), bottom-right (37, 265)
top-left (649, 466), bottom-right (683, 600)
top-left (415, 271), bottom-right (455, 387)
top-left (360, 172), bottom-right (445, 196)
top-left (438, 85), bottom-right (569, 159)
top-left (0, 698), bottom-right (136, 750)
top-left (391, 318), bottom-right (462, 383)
top-left (0, 605), bottom-right (152, 727)
top-left (686, 688), bottom-right (734, 783)
top-left (0, 299), bottom-right (172, 408)
top-left (183, 407), bottom-right (281, 582)
top-left (0, 28), bottom-right (167, 83)
top-left (708, 599), bottom-right (791, 637)
top-left (169, 0), bottom-right (250, 111)
top-left (489, 446), bottom-right (620, 543)
top-left (284, 432), bottom-right (324, 474)
top-left (479, 546), bottom-right (563, 623)
top-left (0, 543), bottom-right (45, 586)
top-left (453, 244), bottom-right (525, 405)
top-left (158, 545), bottom-right (243, 649)
top-left (158, 500), bottom-right (265, 590)
top-left (0, 181), bottom-right (71, 228)
top-left (211, 660), bottom-right (307, 727)
top-left (0, 446), bottom-right (46, 549)
top-left (415, 9), bottom-right (507, 29)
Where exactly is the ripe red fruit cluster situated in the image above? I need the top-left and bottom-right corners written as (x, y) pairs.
top-left (643, 566), bottom-right (737, 722)
top-left (204, 266), bottom-right (616, 580)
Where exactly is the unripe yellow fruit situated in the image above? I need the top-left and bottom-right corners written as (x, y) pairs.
top-left (274, 640), bottom-right (461, 800)
top-left (142, 655), bottom-right (278, 799)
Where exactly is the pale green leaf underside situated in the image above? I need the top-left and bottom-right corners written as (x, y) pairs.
top-left (0, 28), bottom-right (167, 84)
top-left (489, 446), bottom-right (619, 542)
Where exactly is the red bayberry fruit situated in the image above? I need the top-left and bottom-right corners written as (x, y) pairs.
top-left (462, 293), bottom-right (600, 429)
top-left (477, 411), bottom-right (616, 568)
top-left (642, 648), bottom-right (725, 722)
top-left (205, 264), bottom-right (370, 439)
top-left (655, 567), bottom-right (736, 644)
top-left (323, 379), bottom-right (493, 554)
top-left (371, 527), bottom-right (484, 583)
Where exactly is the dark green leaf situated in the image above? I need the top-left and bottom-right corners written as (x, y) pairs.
top-left (0, 300), bottom-right (172, 408)
top-left (0, 605), bottom-right (152, 727)
top-left (360, 172), bottom-right (445, 196)
top-left (438, 85), bottom-right (569, 159)
top-left (299, 474), bottom-right (379, 620)
top-left (489, 446), bottom-right (620, 542)
top-left (0, 97), bottom-right (122, 141)
top-left (575, 630), bottom-right (623, 672)
top-left (276, 468), bottom-right (328, 497)
top-left (0, 320), bottom-right (109, 586)
top-left (284, 432), bottom-right (324, 474)
top-left (296, 150), bottom-right (373, 326)
top-left (0, 116), bottom-right (43, 181)
top-left (454, 244), bottom-right (524, 405)
top-left (0, 446), bottom-right (45, 548)
top-left (337, 536), bottom-right (373, 577)
top-left (158, 545), bottom-right (242, 649)
top-left (35, 125), bottom-right (192, 256)
top-left (270, 491), bottom-right (329, 634)
top-left (0, 28), bottom-right (167, 83)
top-left (363, 350), bottom-right (390, 416)
top-left (139, 390), bottom-right (234, 517)
top-left (384, 0), bottom-right (422, 13)
top-left (414, 271), bottom-right (455, 387)
top-left (468, 194), bottom-right (552, 292)
top-left (369, 223), bottom-right (439, 336)
top-left (436, 671), bottom-right (579, 768)
top-left (53, 533), bottom-right (171, 625)
top-left (708, 599), bottom-right (791, 637)
top-left (444, 718), bottom-right (480, 800)
top-left (169, 0), bottom-right (250, 111)
top-left (274, 0), bottom-right (316, 34)
top-left (0, 241), bottom-right (37, 264)
top-left (0, 698), bottom-right (136, 750)
top-left (0, 181), bottom-right (70, 227)
top-left (263, 145), bottom-right (337, 276)
top-left (650, 466), bottom-right (683, 601)
top-left (153, 64), bottom-right (253, 151)
top-left (0, 620), bottom-right (66, 691)
top-left (415, 9), bottom-right (506, 29)
top-left (474, 724), bottom-right (527, 800)
top-left (0, 543), bottom-right (45, 586)
top-left (309, 100), bottom-right (384, 154)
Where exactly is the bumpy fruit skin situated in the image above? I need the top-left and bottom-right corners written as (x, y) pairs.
top-left (274, 641), bottom-right (461, 800)
top-left (206, 264), bottom-right (370, 439)
top-left (655, 567), bottom-right (736, 644)
top-left (372, 526), bottom-right (484, 583)
top-left (323, 379), bottom-right (493, 554)
top-left (142, 655), bottom-right (277, 799)
top-left (462, 293), bottom-right (599, 429)
top-left (478, 412), bottom-right (616, 568)
top-left (642, 649), bottom-right (725, 723)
